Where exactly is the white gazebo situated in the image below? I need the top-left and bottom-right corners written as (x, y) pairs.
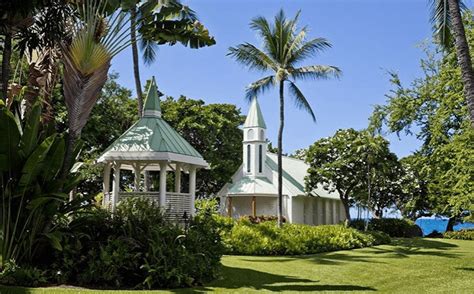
top-left (97, 77), bottom-right (208, 220)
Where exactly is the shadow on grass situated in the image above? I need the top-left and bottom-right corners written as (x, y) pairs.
top-left (456, 267), bottom-right (474, 271)
top-left (183, 265), bottom-right (376, 292)
top-left (239, 238), bottom-right (460, 267)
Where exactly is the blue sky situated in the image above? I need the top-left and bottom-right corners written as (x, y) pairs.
top-left (111, 0), bottom-right (449, 158)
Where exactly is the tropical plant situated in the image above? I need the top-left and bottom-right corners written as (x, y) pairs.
top-left (0, 0), bottom-right (71, 116)
top-left (60, 0), bottom-right (132, 180)
top-left (221, 220), bottom-right (390, 256)
top-left (305, 129), bottom-right (403, 221)
top-left (369, 24), bottom-right (474, 224)
top-left (119, 0), bottom-right (215, 117)
top-left (228, 10), bottom-right (341, 226)
top-left (0, 102), bottom-right (83, 267)
top-left (160, 95), bottom-right (244, 197)
top-left (429, 0), bottom-right (474, 125)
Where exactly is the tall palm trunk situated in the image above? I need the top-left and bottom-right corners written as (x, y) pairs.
top-left (277, 80), bottom-right (284, 227)
top-left (447, 0), bottom-right (474, 126)
top-left (1, 32), bottom-right (12, 101)
top-left (130, 6), bottom-right (143, 118)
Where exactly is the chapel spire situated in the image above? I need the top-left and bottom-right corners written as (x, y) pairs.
top-left (244, 96), bottom-right (266, 129)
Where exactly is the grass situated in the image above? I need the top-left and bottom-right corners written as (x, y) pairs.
top-left (1, 238), bottom-right (473, 293)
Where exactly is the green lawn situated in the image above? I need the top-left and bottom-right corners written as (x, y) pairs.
top-left (1, 238), bottom-right (473, 293)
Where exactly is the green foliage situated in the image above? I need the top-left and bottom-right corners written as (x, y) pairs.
top-left (349, 218), bottom-right (423, 238)
top-left (443, 229), bottom-right (474, 240)
top-left (0, 102), bottom-right (84, 266)
top-left (305, 128), bottom-right (405, 219)
top-left (221, 220), bottom-right (390, 256)
top-left (160, 95), bottom-right (244, 197)
top-left (50, 198), bottom-right (224, 289)
top-left (0, 260), bottom-right (47, 287)
top-left (369, 21), bottom-right (474, 218)
top-left (52, 72), bottom-right (138, 197)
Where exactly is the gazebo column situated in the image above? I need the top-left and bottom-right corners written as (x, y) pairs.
top-left (102, 163), bottom-right (111, 206)
top-left (134, 163), bottom-right (141, 192)
top-left (189, 166), bottom-right (196, 216)
top-left (144, 172), bottom-right (150, 191)
top-left (112, 163), bottom-right (121, 212)
top-left (159, 161), bottom-right (167, 208)
top-left (175, 163), bottom-right (181, 192)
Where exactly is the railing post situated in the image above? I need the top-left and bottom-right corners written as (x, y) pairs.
top-left (189, 166), bottom-right (196, 216)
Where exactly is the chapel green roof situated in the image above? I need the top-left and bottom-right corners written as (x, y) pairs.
top-left (243, 97), bottom-right (266, 128)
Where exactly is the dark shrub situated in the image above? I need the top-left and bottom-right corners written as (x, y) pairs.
top-left (443, 229), bottom-right (474, 240)
top-left (246, 215), bottom-right (286, 224)
top-left (221, 220), bottom-right (390, 255)
top-left (0, 261), bottom-right (47, 287)
top-left (50, 198), bottom-right (224, 289)
top-left (350, 218), bottom-right (422, 238)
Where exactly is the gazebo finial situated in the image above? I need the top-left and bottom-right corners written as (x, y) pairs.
top-left (143, 76), bottom-right (162, 117)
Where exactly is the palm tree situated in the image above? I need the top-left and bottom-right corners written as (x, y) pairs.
top-left (125, 0), bottom-right (215, 117)
top-left (228, 10), bottom-right (341, 226)
top-left (60, 0), bottom-right (131, 179)
top-left (430, 0), bottom-right (474, 126)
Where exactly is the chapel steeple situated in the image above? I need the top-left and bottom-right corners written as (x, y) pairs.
top-left (243, 97), bottom-right (267, 177)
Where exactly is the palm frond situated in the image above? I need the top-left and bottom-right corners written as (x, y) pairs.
top-left (140, 38), bottom-right (158, 65)
top-left (287, 38), bottom-right (332, 65)
top-left (290, 65), bottom-right (341, 81)
top-left (250, 15), bottom-right (278, 60)
top-left (228, 43), bottom-right (276, 72)
top-left (429, 0), bottom-right (466, 48)
top-left (287, 81), bottom-right (316, 122)
top-left (245, 75), bottom-right (275, 101)
top-left (62, 0), bottom-right (130, 136)
top-left (429, 0), bottom-right (452, 47)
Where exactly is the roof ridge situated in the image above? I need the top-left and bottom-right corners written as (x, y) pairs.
top-left (267, 152), bottom-right (306, 164)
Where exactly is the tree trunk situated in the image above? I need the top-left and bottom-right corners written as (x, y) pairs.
top-left (446, 216), bottom-right (456, 232)
top-left (1, 32), bottom-right (12, 101)
top-left (277, 80), bottom-right (284, 227)
top-left (130, 7), bottom-right (143, 118)
top-left (61, 130), bottom-right (78, 182)
top-left (341, 197), bottom-right (351, 221)
top-left (340, 194), bottom-right (351, 222)
top-left (447, 0), bottom-right (474, 126)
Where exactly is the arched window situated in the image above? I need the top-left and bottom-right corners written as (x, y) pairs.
top-left (260, 129), bottom-right (264, 140)
top-left (247, 129), bottom-right (254, 140)
top-left (259, 145), bottom-right (263, 173)
top-left (247, 144), bottom-right (251, 172)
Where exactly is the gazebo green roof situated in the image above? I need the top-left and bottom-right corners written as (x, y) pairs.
top-left (243, 97), bottom-right (266, 129)
top-left (97, 77), bottom-right (208, 168)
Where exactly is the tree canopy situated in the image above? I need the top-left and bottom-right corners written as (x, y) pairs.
top-left (369, 19), bottom-right (474, 219)
top-left (305, 129), bottom-right (403, 220)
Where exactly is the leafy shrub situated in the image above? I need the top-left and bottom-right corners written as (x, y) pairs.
top-left (350, 218), bottom-right (422, 238)
top-left (443, 229), bottom-right (474, 240)
top-left (50, 198), bottom-right (224, 289)
top-left (0, 260), bottom-right (47, 287)
top-left (221, 220), bottom-right (390, 255)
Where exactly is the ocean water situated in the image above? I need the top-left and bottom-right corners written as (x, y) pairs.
top-left (415, 216), bottom-right (474, 236)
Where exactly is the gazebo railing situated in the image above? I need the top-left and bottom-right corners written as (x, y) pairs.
top-left (104, 191), bottom-right (193, 222)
